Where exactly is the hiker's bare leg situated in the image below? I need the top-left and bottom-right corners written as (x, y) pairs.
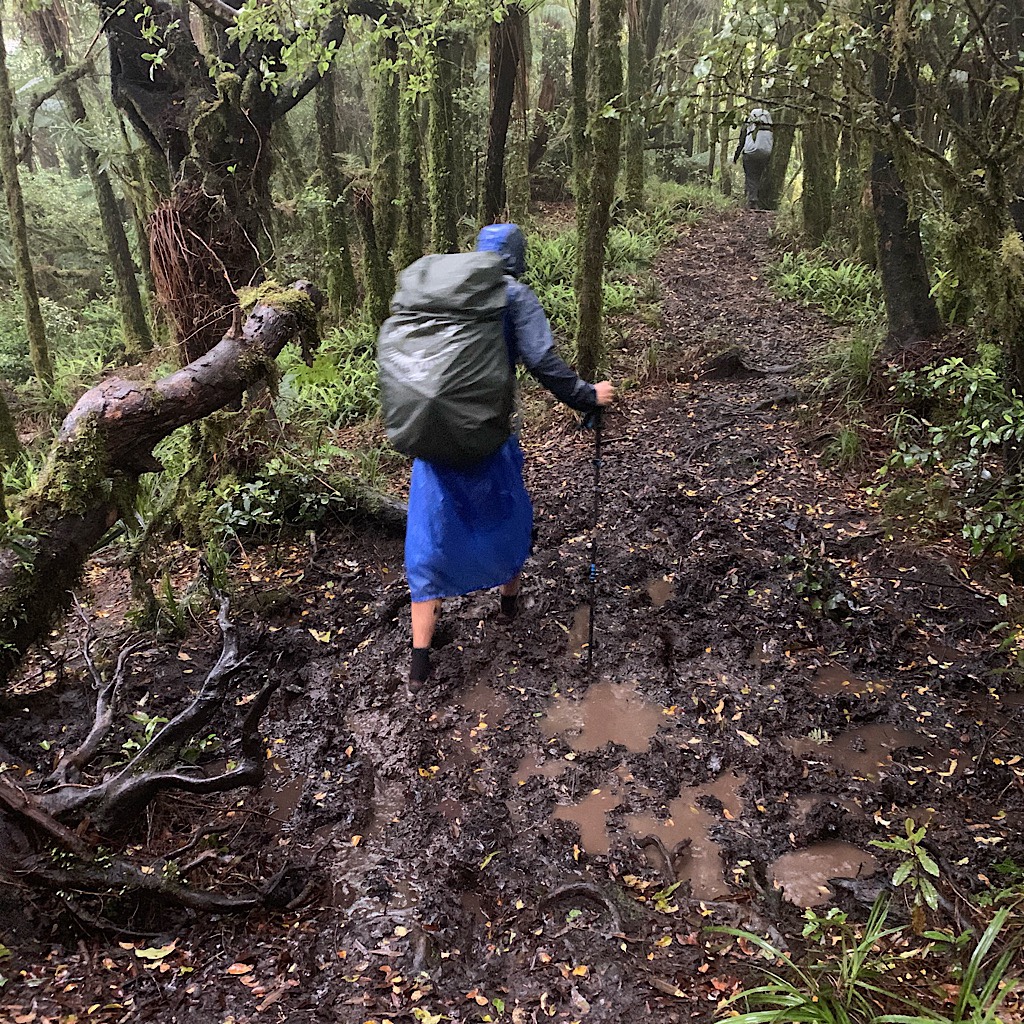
top-left (498, 573), bottom-right (522, 621)
top-left (411, 599), bottom-right (441, 648)
top-left (499, 573), bottom-right (522, 598)
top-left (409, 599), bottom-right (440, 689)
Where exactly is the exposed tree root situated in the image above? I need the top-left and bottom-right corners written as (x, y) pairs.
top-left (0, 580), bottom-right (283, 915)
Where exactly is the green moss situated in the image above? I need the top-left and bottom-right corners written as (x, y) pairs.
top-left (24, 414), bottom-right (109, 520)
top-left (236, 281), bottom-right (319, 353)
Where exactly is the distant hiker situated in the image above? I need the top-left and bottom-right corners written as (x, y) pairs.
top-left (378, 223), bottom-right (615, 693)
top-left (733, 108), bottom-right (774, 210)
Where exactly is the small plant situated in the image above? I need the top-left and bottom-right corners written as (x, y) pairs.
top-left (121, 710), bottom-right (170, 757)
top-left (871, 817), bottom-right (942, 923)
top-left (716, 896), bottom-right (904, 1024)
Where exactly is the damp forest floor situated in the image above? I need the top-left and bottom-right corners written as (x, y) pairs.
top-left (3, 210), bottom-right (1024, 1023)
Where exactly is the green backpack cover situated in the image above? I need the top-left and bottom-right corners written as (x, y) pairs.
top-left (377, 252), bottom-right (514, 468)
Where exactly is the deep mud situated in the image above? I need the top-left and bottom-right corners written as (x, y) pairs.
top-left (3, 210), bottom-right (1023, 1023)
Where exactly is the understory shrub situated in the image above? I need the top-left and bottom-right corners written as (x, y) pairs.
top-left (875, 357), bottom-right (1024, 558)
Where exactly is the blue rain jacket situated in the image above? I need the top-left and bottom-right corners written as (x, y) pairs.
top-left (405, 224), bottom-right (598, 602)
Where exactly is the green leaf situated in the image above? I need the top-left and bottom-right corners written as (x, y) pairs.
top-left (892, 861), bottom-right (913, 887)
top-left (917, 850), bottom-right (940, 877)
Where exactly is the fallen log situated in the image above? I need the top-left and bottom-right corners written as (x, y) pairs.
top-left (0, 281), bottom-right (322, 684)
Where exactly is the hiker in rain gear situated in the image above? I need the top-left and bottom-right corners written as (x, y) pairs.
top-left (403, 223), bottom-right (615, 691)
top-left (733, 107), bottom-right (773, 210)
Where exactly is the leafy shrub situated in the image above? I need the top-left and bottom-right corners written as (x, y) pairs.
top-left (876, 358), bottom-right (1024, 558)
top-left (211, 446), bottom-right (356, 536)
top-left (277, 321), bottom-right (379, 427)
top-left (769, 251), bottom-right (884, 326)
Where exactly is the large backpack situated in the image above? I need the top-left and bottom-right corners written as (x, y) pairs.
top-left (743, 108), bottom-right (774, 157)
top-left (377, 252), bottom-right (514, 468)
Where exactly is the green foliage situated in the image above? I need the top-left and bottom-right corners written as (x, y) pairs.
top-left (871, 817), bottom-right (942, 916)
top-left (210, 446), bottom-right (356, 537)
top-left (876, 358), bottom-right (1024, 558)
top-left (717, 897), bottom-right (1021, 1024)
top-left (716, 897), bottom-right (903, 1024)
top-left (0, 295), bottom-right (123, 396)
top-left (277, 322), bottom-right (379, 427)
top-left (769, 251), bottom-right (884, 327)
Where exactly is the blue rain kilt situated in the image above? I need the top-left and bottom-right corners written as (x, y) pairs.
top-left (405, 436), bottom-right (533, 602)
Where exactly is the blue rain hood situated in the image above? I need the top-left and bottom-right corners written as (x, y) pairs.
top-left (476, 223), bottom-right (527, 278)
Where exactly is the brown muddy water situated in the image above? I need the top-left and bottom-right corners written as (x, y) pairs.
top-left (770, 843), bottom-right (880, 907)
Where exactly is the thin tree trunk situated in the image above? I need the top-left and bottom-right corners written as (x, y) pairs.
top-left (575, 0), bottom-right (623, 383)
top-left (483, 6), bottom-right (524, 224)
top-left (801, 65), bottom-right (838, 246)
top-left (428, 37), bottom-right (459, 253)
top-left (0, 389), bottom-right (19, 514)
top-left (315, 72), bottom-right (357, 317)
top-left (396, 66), bottom-right (424, 271)
top-left (371, 35), bottom-right (399, 277)
top-left (505, 10), bottom-right (531, 224)
top-left (870, 2), bottom-right (941, 347)
top-left (572, 0), bottom-right (592, 244)
top-left (353, 185), bottom-right (389, 329)
top-left (624, 0), bottom-right (648, 211)
top-left (761, 20), bottom-right (798, 211)
top-left (0, 15), bottom-right (52, 387)
top-left (36, 14), bottom-right (152, 356)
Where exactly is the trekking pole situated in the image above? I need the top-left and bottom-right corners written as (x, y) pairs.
top-left (586, 407), bottom-right (603, 674)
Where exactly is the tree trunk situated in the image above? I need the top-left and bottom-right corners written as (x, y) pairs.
top-left (575, 0), bottom-right (623, 383)
top-left (35, 12), bottom-right (152, 356)
top-left (396, 65), bottom-right (424, 271)
top-left (371, 35), bottom-right (399, 275)
top-left (353, 185), bottom-right (390, 329)
top-left (315, 72), bottom-right (358, 317)
top-left (624, 0), bottom-right (648, 211)
top-left (0, 389), bottom-right (19, 516)
top-left (761, 20), bottom-right (798, 211)
top-left (483, 6), bottom-right (525, 224)
top-left (870, 2), bottom-right (942, 347)
top-left (0, 14), bottom-right (53, 387)
top-left (0, 283), bottom-right (322, 685)
top-left (505, 11), bottom-right (531, 225)
top-left (428, 37), bottom-right (460, 253)
top-left (801, 66), bottom-right (838, 246)
top-left (572, 0), bottom-right (592, 243)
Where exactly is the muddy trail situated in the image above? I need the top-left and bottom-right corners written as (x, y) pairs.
top-left (4, 210), bottom-right (1023, 1023)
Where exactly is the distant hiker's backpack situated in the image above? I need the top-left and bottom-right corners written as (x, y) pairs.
top-left (743, 108), bottom-right (774, 157)
top-left (377, 252), bottom-right (514, 468)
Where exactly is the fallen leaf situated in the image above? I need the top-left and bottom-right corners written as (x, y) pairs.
top-left (227, 963), bottom-right (253, 975)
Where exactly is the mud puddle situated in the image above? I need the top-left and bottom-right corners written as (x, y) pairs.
top-left (770, 843), bottom-right (880, 907)
top-left (626, 773), bottom-right (745, 900)
top-left (540, 679), bottom-right (665, 753)
top-left (258, 758), bottom-right (304, 836)
top-left (786, 724), bottom-right (932, 778)
top-left (647, 576), bottom-right (675, 607)
top-left (808, 662), bottom-right (887, 697)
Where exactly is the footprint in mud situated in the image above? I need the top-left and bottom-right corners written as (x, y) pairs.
top-left (770, 842), bottom-right (880, 907)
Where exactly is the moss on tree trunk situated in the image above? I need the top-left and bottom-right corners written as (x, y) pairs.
top-left (624, 0), bottom-right (648, 211)
top-left (396, 66), bottom-right (425, 271)
top-left (428, 37), bottom-right (460, 253)
top-left (801, 66), bottom-right (838, 246)
top-left (575, 0), bottom-right (623, 384)
top-left (572, 0), bottom-right (592, 246)
top-left (371, 35), bottom-right (399, 278)
top-left (0, 14), bottom-right (53, 387)
top-left (315, 72), bottom-right (358, 317)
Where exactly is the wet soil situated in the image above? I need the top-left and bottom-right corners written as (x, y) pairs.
top-left (3, 210), bottom-right (1023, 1023)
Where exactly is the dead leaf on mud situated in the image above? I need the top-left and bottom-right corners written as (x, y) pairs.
top-left (648, 976), bottom-right (686, 998)
top-left (736, 729), bottom-right (760, 746)
top-left (226, 962), bottom-right (253, 975)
